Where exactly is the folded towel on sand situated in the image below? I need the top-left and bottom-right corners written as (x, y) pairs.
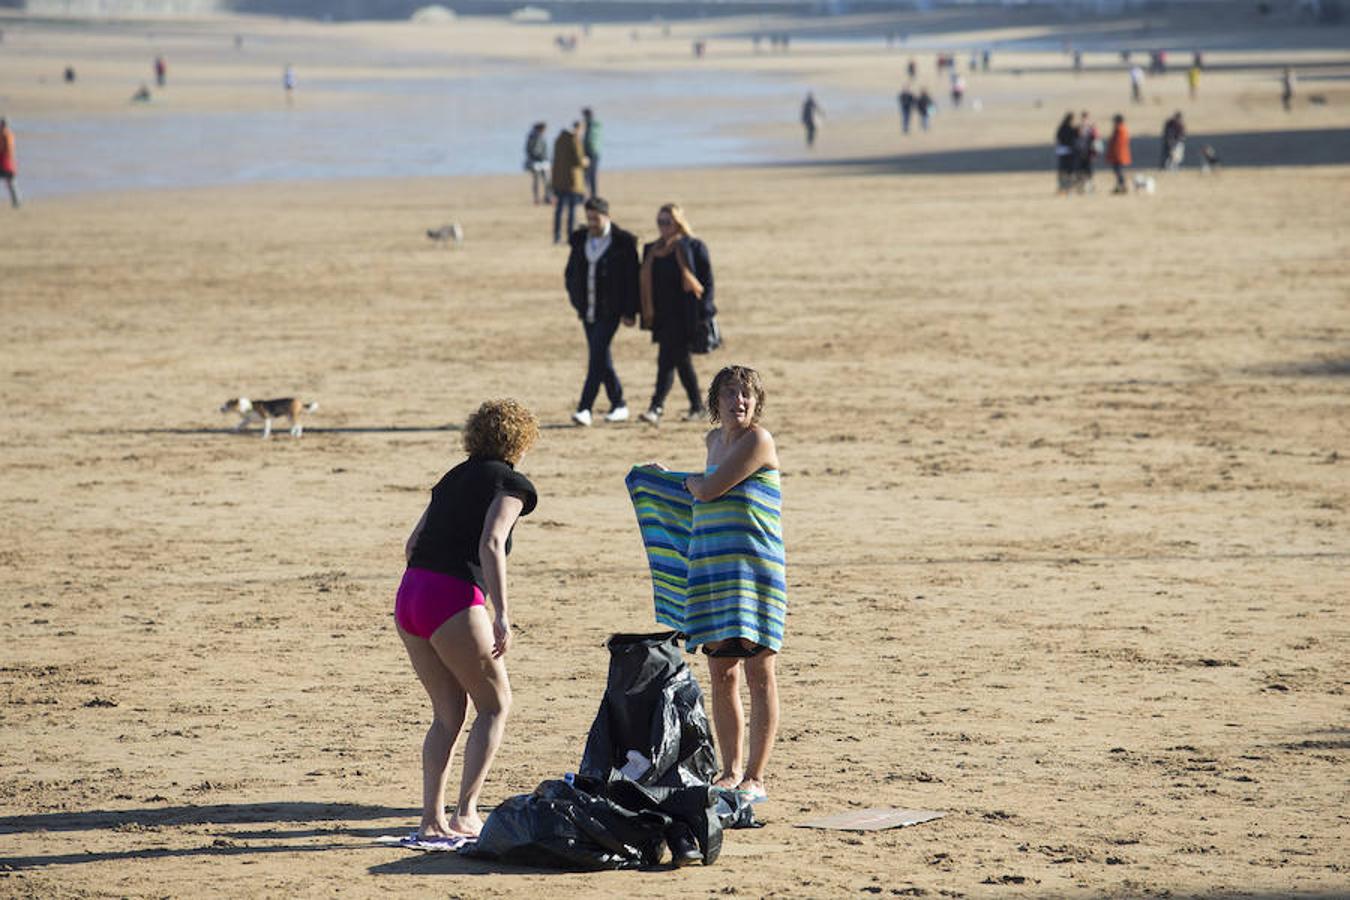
top-left (625, 466), bottom-right (786, 652)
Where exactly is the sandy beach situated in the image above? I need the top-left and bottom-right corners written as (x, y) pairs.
top-left (1, 8), bottom-right (1348, 898)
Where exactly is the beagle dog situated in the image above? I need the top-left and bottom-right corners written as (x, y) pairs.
top-left (220, 397), bottom-right (318, 439)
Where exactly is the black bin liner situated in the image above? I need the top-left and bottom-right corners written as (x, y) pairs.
top-left (468, 776), bottom-right (721, 870)
top-left (579, 631), bottom-right (718, 788)
top-left (467, 631), bottom-right (729, 869)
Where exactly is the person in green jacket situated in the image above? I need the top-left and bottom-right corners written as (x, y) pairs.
top-left (582, 107), bottom-right (602, 198)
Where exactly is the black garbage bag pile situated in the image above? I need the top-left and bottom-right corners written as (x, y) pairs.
top-left (467, 631), bottom-right (757, 870)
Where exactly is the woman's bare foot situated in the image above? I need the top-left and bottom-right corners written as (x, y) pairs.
top-left (447, 813), bottom-right (483, 838)
top-left (736, 777), bottom-right (768, 803)
top-left (713, 772), bottom-right (743, 790)
top-left (417, 816), bottom-right (456, 840)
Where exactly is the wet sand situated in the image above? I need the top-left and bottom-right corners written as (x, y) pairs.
top-left (1, 11), bottom-right (1348, 899)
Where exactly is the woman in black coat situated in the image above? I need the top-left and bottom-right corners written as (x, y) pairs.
top-left (638, 203), bottom-right (716, 425)
top-left (1055, 111), bottom-right (1078, 193)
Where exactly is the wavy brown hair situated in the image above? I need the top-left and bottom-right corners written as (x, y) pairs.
top-left (706, 365), bottom-right (766, 426)
top-left (463, 399), bottom-right (539, 465)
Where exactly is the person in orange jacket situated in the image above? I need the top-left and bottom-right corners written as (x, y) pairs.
top-left (0, 118), bottom-right (19, 208)
top-left (1106, 113), bottom-right (1132, 194)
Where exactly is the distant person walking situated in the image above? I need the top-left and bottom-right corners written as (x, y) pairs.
top-left (950, 72), bottom-right (966, 108)
top-left (1075, 110), bottom-right (1099, 192)
top-left (1106, 113), bottom-right (1132, 194)
top-left (1129, 64), bottom-right (1144, 103)
top-left (551, 122), bottom-right (587, 243)
top-left (898, 85), bottom-right (915, 134)
top-left (154, 55), bottom-right (166, 88)
top-left (1187, 63), bottom-right (1200, 100)
top-left (1281, 67), bottom-right (1296, 111)
top-left (0, 118), bottom-right (19, 208)
top-left (916, 88), bottom-right (933, 131)
top-left (282, 63), bottom-right (296, 105)
top-left (639, 203), bottom-right (714, 426)
top-left (581, 107), bottom-right (601, 198)
top-left (906, 58), bottom-right (917, 79)
top-left (800, 92), bottom-right (823, 147)
top-left (523, 122), bottom-right (550, 205)
top-left (1054, 111), bottom-right (1078, 193)
top-left (564, 196), bottom-right (640, 426)
top-left (1160, 111), bottom-right (1186, 170)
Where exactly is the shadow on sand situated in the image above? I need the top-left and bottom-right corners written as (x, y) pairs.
top-left (1246, 356), bottom-right (1350, 378)
top-left (786, 127), bottom-right (1350, 175)
top-left (0, 800), bottom-right (418, 836)
top-left (0, 801), bottom-right (423, 870)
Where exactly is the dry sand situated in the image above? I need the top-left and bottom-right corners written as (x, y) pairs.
top-left (1, 11), bottom-right (1348, 899)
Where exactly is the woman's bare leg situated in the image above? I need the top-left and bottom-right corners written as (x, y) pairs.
top-left (740, 650), bottom-right (779, 792)
top-left (431, 606), bottom-right (511, 836)
top-left (399, 626), bottom-right (469, 838)
top-left (706, 650), bottom-right (745, 788)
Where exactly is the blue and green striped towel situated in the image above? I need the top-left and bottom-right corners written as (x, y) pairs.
top-left (625, 466), bottom-right (786, 652)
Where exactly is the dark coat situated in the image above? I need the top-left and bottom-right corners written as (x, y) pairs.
top-left (565, 224), bottom-right (641, 321)
top-left (642, 236), bottom-right (714, 345)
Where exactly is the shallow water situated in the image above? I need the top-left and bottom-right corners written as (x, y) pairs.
top-left (21, 62), bottom-right (828, 198)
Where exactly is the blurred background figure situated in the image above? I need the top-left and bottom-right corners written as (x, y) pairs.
top-left (800, 92), bottom-right (823, 147)
top-left (0, 118), bottom-right (19, 208)
top-left (524, 122), bottom-right (551, 206)
top-left (1107, 114), bottom-right (1132, 194)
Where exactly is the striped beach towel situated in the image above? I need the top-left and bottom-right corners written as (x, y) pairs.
top-left (625, 466), bottom-right (786, 652)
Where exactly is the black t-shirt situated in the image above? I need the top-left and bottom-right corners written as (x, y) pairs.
top-left (407, 458), bottom-right (538, 590)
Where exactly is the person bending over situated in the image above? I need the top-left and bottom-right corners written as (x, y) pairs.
top-left (395, 399), bottom-right (539, 844)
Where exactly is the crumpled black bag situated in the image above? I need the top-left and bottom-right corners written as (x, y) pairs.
top-left (466, 775), bottom-right (722, 870)
top-left (466, 632), bottom-right (729, 870)
top-left (579, 631), bottom-right (718, 789)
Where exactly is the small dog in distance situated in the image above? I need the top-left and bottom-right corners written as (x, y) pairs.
top-left (220, 397), bottom-right (319, 439)
top-left (426, 222), bottom-right (464, 248)
top-left (1132, 173), bottom-right (1157, 194)
top-left (1200, 145), bottom-right (1221, 174)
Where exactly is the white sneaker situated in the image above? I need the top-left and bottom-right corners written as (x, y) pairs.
top-left (571, 409), bottom-right (593, 427)
top-left (639, 408), bottom-right (661, 425)
top-left (604, 405), bottom-right (629, 423)
top-left (681, 407), bottom-right (708, 422)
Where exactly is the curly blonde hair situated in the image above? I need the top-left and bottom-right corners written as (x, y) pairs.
top-left (463, 399), bottom-right (539, 465)
top-left (707, 365), bottom-right (766, 426)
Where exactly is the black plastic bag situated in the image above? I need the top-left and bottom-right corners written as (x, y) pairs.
top-left (467, 776), bottom-right (722, 870)
top-left (579, 631), bottom-right (718, 789)
top-left (468, 778), bottom-right (669, 870)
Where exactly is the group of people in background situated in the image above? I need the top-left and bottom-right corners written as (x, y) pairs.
top-left (1056, 109), bottom-right (1136, 195)
top-left (1054, 108), bottom-right (1212, 194)
top-left (524, 108), bottom-right (602, 243)
top-left (1055, 110), bottom-right (1103, 193)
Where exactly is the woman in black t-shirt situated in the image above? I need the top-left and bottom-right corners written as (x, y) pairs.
top-left (394, 398), bottom-right (539, 847)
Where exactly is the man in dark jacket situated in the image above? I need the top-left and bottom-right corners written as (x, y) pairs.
top-left (565, 196), bottom-right (640, 426)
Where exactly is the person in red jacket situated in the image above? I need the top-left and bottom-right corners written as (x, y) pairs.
top-left (1106, 113), bottom-right (1132, 194)
top-left (0, 118), bottom-right (19, 208)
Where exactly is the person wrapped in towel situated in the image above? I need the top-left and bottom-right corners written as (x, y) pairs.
top-left (626, 365), bottom-right (784, 806)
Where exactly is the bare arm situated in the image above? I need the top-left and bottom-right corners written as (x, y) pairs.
top-left (685, 428), bottom-right (776, 502)
top-left (405, 506), bottom-right (430, 563)
top-left (478, 493), bottom-right (525, 658)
